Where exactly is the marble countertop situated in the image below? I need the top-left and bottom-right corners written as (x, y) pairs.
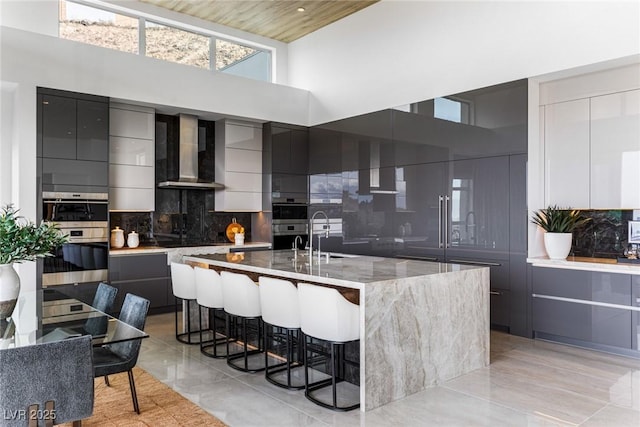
top-left (109, 242), bottom-right (272, 264)
top-left (184, 249), bottom-right (483, 289)
top-left (528, 256), bottom-right (640, 275)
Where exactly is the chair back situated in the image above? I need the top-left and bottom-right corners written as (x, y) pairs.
top-left (0, 335), bottom-right (94, 425)
top-left (259, 276), bottom-right (300, 329)
top-left (221, 271), bottom-right (261, 318)
top-left (171, 262), bottom-right (197, 300)
top-left (107, 293), bottom-right (150, 364)
top-left (84, 282), bottom-right (118, 336)
top-left (194, 266), bottom-right (224, 309)
top-left (297, 283), bottom-right (360, 343)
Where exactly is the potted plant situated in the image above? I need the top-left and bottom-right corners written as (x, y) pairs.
top-left (531, 205), bottom-right (589, 260)
top-left (0, 204), bottom-right (68, 319)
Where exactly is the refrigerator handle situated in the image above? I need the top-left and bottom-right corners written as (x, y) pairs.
top-left (438, 195), bottom-right (444, 248)
top-left (444, 195), bottom-right (450, 248)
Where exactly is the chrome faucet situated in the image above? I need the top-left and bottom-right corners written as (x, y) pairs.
top-left (292, 235), bottom-right (303, 257)
top-left (309, 210), bottom-right (330, 262)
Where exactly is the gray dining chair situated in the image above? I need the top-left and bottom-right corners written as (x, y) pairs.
top-left (0, 335), bottom-right (94, 427)
top-left (92, 293), bottom-right (150, 414)
top-left (83, 282), bottom-right (118, 337)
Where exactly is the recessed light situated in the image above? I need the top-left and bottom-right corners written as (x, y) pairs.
top-left (297, 7), bottom-right (305, 12)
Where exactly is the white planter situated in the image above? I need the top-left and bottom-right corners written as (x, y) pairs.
top-left (544, 232), bottom-right (573, 260)
top-left (0, 263), bottom-right (20, 319)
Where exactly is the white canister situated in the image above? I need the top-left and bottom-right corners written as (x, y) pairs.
top-left (127, 231), bottom-right (140, 248)
top-left (234, 233), bottom-right (245, 246)
top-left (110, 226), bottom-right (125, 248)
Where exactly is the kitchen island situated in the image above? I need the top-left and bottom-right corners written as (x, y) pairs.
top-left (184, 250), bottom-right (490, 411)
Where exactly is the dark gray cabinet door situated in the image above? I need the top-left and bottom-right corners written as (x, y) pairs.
top-left (76, 99), bottom-right (109, 161)
top-left (509, 154), bottom-right (527, 254)
top-left (109, 254), bottom-right (170, 311)
top-left (41, 158), bottom-right (108, 193)
top-left (290, 129), bottom-right (309, 175)
top-left (271, 127), bottom-right (291, 174)
top-left (632, 276), bottom-right (639, 351)
top-left (41, 94), bottom-right (76, 159)
top-left (401, 162), bottom-right (447, 255)
top-left (309, 128), bottom-right (341, 174)
top-left (449, 156), bottom-right (510, 252)
top-left (532, 267), bottom-right (632, 349)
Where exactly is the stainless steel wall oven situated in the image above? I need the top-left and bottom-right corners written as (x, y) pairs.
top-left (272, 203), bottom-right (308, 250)
top-left (41, 192), bottom-right (109, 287)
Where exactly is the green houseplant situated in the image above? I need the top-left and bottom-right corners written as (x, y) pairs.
top-left (531, 205), bottom-right (589, 260)
top-left (0, 204), bottom-right (68, 319)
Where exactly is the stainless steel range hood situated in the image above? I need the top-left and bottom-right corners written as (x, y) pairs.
top-left (158, 114), bottom-right (224, 190)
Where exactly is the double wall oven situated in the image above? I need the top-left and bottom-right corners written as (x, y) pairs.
top-left (272, 203), bottom-right (308, 250)
top-left (41, 192), bottom-right (109, 287)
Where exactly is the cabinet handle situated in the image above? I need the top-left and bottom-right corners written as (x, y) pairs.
top-left (438, 196), bottom-right (444, 249)
top-left (444, 195), bottom-right (450, 248)
top-left (396, 255), bottom-right (439, 262)
top-left (449, 259), bottom-right (501, 267)
top-left (490, 291), bottom-right (502, 296)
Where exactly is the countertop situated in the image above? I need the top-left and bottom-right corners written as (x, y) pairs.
top-left (184, 249), bottom-right (484, 290)
top-left (528, 256), bottom-right (640, 275)
top-left (109, 242), bottom-right (272, 264)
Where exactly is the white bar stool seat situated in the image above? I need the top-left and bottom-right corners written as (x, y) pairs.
top-left (259, 276), bottom-right (304, 389)
top-left (170, 262), bottom-right (202, 345)
top-left (298, 282), bottom-right (360, 411)
top-left (221, 271), bottom-right (266, 373)
top-left (194, 266), bottom-right (233, 358)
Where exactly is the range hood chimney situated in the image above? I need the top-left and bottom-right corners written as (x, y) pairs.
top-left (158, 114), bottom-right (224, 190)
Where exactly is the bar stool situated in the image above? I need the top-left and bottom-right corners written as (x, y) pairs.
top-left (221, 271), bottom-right (266, 372)
top-left (297, 283), bottom-right (360, 411)
top-left (170, 262), bottom-right (202, 345)
top-left (194, 266), bottom-right (231, 358)
top-left (259, 276), bottom-right (304, 389)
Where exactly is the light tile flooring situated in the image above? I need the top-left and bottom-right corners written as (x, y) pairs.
top-left (138, 313), bottom-right (640, 426)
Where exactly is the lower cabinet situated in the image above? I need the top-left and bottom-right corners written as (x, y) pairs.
top-left (109, 253), bottom-right (170, 312)
top-left (532, 267), bottom-right (635, 353)
top-left (444, 254), bottom-right (513, 330)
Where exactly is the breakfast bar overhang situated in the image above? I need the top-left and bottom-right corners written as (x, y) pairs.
top-left (184, 250), bottom-right (490, 411)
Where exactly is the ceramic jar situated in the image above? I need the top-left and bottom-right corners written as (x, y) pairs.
top-left (234, 233), bottom-right (245, 246)
top-left (127, 231), bottom-right (139, 248)
top-left (110, 226), bottom-right (125, 248)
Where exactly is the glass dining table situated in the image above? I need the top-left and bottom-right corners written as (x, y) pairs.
top-left (0, 288), bottom-right (148, 349)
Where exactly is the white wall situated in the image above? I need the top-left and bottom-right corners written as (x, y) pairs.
top-left (289, 0), bottom-right (640, 125)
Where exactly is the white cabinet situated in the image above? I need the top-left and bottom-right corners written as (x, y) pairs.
top-left (109, 103), bottom-right (155, 140)
top-left (109, 104), bottom-right (155, 211)
top-left (590, 89), bottom-right (640, 209)
top-left (215, 120), bottom-right (263, 211)
top-left (544, 99), bottom-right (590, 208)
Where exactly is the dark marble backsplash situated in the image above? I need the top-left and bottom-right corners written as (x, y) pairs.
top-left (110, 212), bottom-right (154, 245)
top-left (110, 210), bottom-right (252, 247)
top-left (571, 210), bottom-right (633, 258)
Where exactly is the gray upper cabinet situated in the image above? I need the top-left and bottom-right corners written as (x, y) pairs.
top-left (41, 94), bottom-right (77, 159)
top-left (77, 99), bottom-right (109, 161)
top-left (38, 88), bottom-right (109, 193)
top-left (271, 126), bottom-right (308, 175)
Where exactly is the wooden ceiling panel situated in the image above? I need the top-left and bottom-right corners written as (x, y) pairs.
top-left (139, 0), bottom-right (378, 43)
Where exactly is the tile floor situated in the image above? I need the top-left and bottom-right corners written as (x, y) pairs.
top-left (138, 312), bottom-right (640, 426)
